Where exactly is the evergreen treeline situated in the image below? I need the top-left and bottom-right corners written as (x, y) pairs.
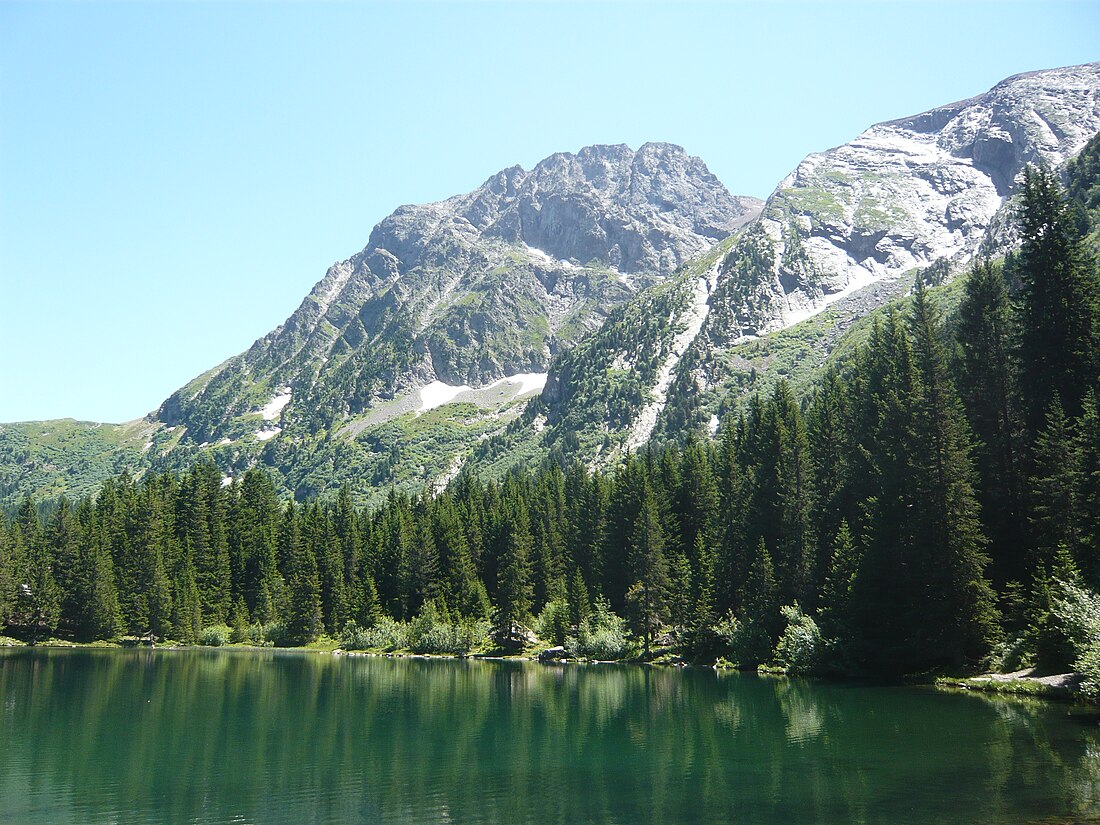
top-left (2, 164), bottom-right (1099, 680)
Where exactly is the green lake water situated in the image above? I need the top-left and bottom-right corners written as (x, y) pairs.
top-left (1, 648), bottom-right (1099, 824)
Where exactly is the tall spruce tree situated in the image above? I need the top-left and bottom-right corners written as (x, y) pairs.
top-left (1029, 396), bottom-right (1079, 572)
top-left (625, 482), bottom-right (670, 657)
top-left (907, 280), bottom-right (999, 669)
top-left (1015, 164), bottom-right (1100, 432)
top-left (1074, 391), bottom-right (1100, 588)
top-left (954, 259), bottom-right (1026, 586)
top-left (282, 502), bottom-right (322, 643)
top-left (493, 497), bottom-right (533, 648)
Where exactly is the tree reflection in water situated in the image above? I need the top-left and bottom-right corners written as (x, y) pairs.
top-left (0, 648), bottom-right (1098, 824)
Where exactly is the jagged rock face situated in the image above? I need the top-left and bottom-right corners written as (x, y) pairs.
top-left (367, 142), bottom-right (757, 278)
top-left (705, 62), bottom-right (1100, 343)
top-left (521, 63), bottom-right (1100, 477)
top-left (477, 143), bottom-right (757, 274)
top-left (157, 143), bottom-right (761, 443)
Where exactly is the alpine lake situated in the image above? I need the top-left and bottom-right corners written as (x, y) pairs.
top-left (2, 647), bottom-right (1099, 824)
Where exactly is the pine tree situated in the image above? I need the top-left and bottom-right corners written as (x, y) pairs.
top-left (405, 495), bottom-right (441, 617)
top-left (1015, 164), bottom-right (1100, 432)
top-left (819, 520), bottom-right (859, 641)
top-left (282, 502), bottom-right (322, 643)
top-left (333, 485), bottom-right (363, 621)
top-left (0, 520), bottom-right (16, 626)
top-left (493, 498), bottom-right (533, 649)
top-left (907, 280), bottom-right (999, 668)
top-left (432, 498), bottom-right (486, 618)
top-left (566, 566), bottom-right (591, 630)
top-left (714, 415), bottom-right (751, 616)
top-left (308, 505), bottom-right (348, 635)
top-left (625, 483), bottom-right (670, 657)
top-left (237, 470), bottom-right (282, 624)
top-left (673, 436), bottom-right (719, 609)
top-left (144, 493), bottom-right (175, 641)
top-left (193, 461), bottom-right (232, 624)
top-left (15, 498), bottom-right (60, 638)
top-left (169, 536), bottom-right (202, 643)
top-left (771, 382), bottom-right (816, 604)
top-left (84, 540), bottom-right (123, 641)
top-left (737, 538), bottom-right (780, 665)
top-left (1029, 396), bottom-right (1079, 572)
top-left (808, 367), bottom-right (854, 593)
top-left (600, 457), bottom-right (646, 611)
top-left (954, 259), bottom-right (1026, 586)
top-left (1074, 391), bottom-right (1100, 588)
top-left (47, 497), bottom-right (83, 631)
top-left (564, 463), bottom-right (604, 599)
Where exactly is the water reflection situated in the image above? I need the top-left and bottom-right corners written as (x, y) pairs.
top-left (0, 649), bottom-right (1098, 824)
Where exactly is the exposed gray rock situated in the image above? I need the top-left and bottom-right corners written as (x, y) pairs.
top-left (538, 646), bottom-right (568, 662)
top-left (705, 62), bottom-right (1100, 344)
top-left (158, 143), bottom-right (760, 441)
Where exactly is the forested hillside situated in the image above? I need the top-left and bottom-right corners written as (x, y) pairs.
top-left (3, 158), bottom-right (1099, 683)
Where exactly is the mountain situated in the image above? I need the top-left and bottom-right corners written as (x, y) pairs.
top-left (509, 62), bottom-right (1100, 468)
top-left (2, 63), bottom-right (1099, 509)
top-left (706, 62), bottom-right (1100, 341)
top-left (2, 143), bottom-right (761, 506)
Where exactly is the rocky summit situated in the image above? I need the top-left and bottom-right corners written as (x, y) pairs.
top-left (2, 62), bottom-right (1098, 508)
top-left (154, 142), bottom-right (760, 447)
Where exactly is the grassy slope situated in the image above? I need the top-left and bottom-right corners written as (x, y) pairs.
top-left (0, 418), bottom-right (155, 511)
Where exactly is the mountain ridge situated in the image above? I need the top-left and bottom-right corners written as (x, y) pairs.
top-left (2, 62), bottom-right (1099, 508)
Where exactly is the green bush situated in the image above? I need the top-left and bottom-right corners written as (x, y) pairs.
top-left (199, 625), bottom-right (232, 647)
top-left (774, 603), bottom-right (825, 676)
top-left (1053, 580), bottom-right (1100, 697)
top-left (408, 601), bottom-right (489, 655)
top-left (712, 611), bottom-right (772, 668)
top-left (988, 634), bottom-right (1032, 673)
top-left (231, 623), bottom-right (271, 646)
top-left (410, 618), bottom-right (490, 655)
top-left (341, 617), bottom-right (407, 652)
top-left (535, 598), bottom-right (571, 647)
top-left (261, 622), bottom-right (291, 647)
top-left (568, 599), bottom-right (630, 660)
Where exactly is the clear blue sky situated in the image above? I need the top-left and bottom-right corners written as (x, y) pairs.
top-left (1, 1), bottom-right (1097, 423)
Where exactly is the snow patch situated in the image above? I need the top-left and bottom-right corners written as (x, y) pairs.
top-left (255, 428), bottom-right (281, 442)
top-left (417, 373), bottom-right (548, 414)
top-left (524, 244), bottom-right (581, 271)
top-left (492, 372), bottom-right (548, 396)
top-left (260, 388), bottom-right (292, 421)
top-left (221, 475), bottom-right (234, 487)
top-left (418, 380), bottom-right (474, 413)
top-left (626, 266), bottom-right (717, 451)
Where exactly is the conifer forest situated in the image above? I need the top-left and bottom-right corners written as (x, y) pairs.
top-left (3, 162), bottom-right (1100, 686)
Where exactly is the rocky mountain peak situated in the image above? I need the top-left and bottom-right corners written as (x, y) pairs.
top-left (704, 61), bottom-right (1100, 343)
top-left (154, 142), bottom-right (761, 444)
top-left (438, 141), bottom-right (761, 275)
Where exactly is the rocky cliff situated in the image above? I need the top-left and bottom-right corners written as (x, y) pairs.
top-left (705, 62), bottom-right (1100, 342)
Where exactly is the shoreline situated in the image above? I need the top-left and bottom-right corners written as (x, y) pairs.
top-left (4, 634), bottom-right (1094, 705)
